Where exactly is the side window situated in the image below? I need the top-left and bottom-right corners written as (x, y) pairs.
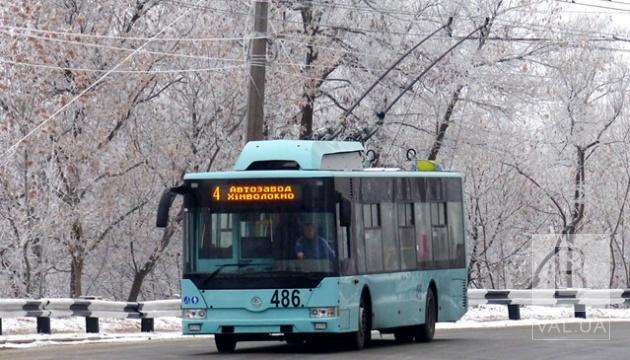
top-left (398, 203), bottom-right (414, 227)
top-left (415, 202), bottom-right (433, 269)
top-left (428, 178), bottom-right (449, 268)
top-left (381, 203), bottom-right (399, 271)
top-left (363, 203), bottom-right (381, 228)
top-left (398, 203), bottom-right (417, 270)
top-left (431, 202), bottom-right (449, 267)
top-left (446, 178), bottom-right (465, 268)
top-left (363, 203), bottom-right (383, 272)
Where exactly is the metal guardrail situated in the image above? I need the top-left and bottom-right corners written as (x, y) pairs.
top-left (0, 298), bottom-right (180, 335)
top-left (468, 289), bottom-right (630, 320)
top-left (1, 289), bottom-right (629, 335)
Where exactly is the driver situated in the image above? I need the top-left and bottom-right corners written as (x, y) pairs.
top-left (294, 222), bottom-right (336, 260)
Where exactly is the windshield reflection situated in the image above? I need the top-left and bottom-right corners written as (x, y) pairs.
top-left (188, 210), bottom-right (338, 276)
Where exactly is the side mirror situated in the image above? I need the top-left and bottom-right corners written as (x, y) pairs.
top-left (339, 198), bottom-right (351, 227)
top-left (156, 189), bottom-right (176, 228)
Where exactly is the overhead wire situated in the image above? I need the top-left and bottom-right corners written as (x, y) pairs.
top-left (0, 29), bottom-right (248, 64)
top-left (383, 87), bottom-right (422, 159)
top-left (165, 0), bottom-right (630, 43)
top-left (590, 0), bottom-right (630, 6)
top-left (555, 0), bottom-right (630, 13)
top-left (1, 28), bottom-right (422, 73)
top-left (0, 58), bottom-right (246, 74)
top-left (10, 20), bottom-right (628, 58)
top-left (266, 1), bottom-right (305, 78)
top-left (6, 6), bottom-right (625, 78)
top-left (288, 0), bottom-right (431, 17)
top-left (0, 24), bottom-right (259, 42)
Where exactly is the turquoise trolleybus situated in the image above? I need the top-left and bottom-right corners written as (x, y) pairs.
top-left (157, 140), bottom-right (467, 352)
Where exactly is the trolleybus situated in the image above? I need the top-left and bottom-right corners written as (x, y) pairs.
top-left (156, 140), bottom-right (467, 352)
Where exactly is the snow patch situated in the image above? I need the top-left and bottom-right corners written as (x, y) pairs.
top-left (437, 305), bottom-right (630, 329)
top-left (2, 307), bottom-right (629, 348)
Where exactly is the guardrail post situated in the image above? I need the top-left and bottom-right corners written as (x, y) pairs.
top-left (574, 304), bottom-right (586, 319)
top-left (0, 318), bottom-right (3, 335)
top-left (507, 304), bottom-right (521, 320)
top-left (86, 317), bottom-right (99, 333)
top-left (141, 318), bottom-right (154, 332)
top-left (37, 317), bottom-right (51, 334)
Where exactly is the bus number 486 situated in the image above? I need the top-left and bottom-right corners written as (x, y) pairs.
top-left (271, 289), bottom-right (301, 307)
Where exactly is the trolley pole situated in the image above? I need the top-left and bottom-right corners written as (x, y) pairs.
top-left (246, 0), bottom-right (269, 142)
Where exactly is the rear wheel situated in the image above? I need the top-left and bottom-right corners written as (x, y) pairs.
top-left (415, 288), bottom-right (436, 342)
top-left (348, 294), bottom-right (371, 350)
top-left (215, 334), bottom-right (237, 353)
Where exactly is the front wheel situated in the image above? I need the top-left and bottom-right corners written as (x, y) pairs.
top-left (348, 295), bottom-right (371, 350)
top-left (414, 288), bottom-right (436, 342)
top-left (215, 334), bottom-right (237, 353)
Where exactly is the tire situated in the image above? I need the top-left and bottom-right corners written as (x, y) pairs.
top-left (348, 294), bottom-right (371, 350)
top-left (394, 327), bottom-right (414, 343)
top-left (215, 334), bottom-right (237, 353)
top-left (415, 288), bottom-right (436, 343)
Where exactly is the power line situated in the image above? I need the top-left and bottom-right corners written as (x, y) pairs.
top-left (0, 58), bottom-right (245, 74)
top-left (163, 0), bottom-right (252, 17)
top-left (0, 29), bottom-right (248, 63)
top-left (492, 18), bottom-right (628, 39)
top-left (0, 24), bottom-right (257, 42)
top-left (6, 20), bottom-right (630, 78)
top-left (3, 24), bottom-right (437, 66)
top-left (556, 0), bottom-right (630, 13)
top-left (591, 0), bottom-right (630, 7)
top-left (288, 0), bottom-right (430, 17)
top-left (164, 0), bottom-right (448, 32)
top-left (343, 20), bottom-right (453, 119)
top-left (0, 1), bottom-right (201, 165)
top-left (167, 0), bottom-right (630, 43)
top-left (2, 29), bottom-right (421, 73)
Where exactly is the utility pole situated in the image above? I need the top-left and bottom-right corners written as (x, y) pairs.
top-left (246, 0), bottom-right (269, 142)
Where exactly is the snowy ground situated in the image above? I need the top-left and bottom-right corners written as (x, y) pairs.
top-left (2, 305), bottom-right (629, 348)
top-left (440, 305), bottom-right (630, 329)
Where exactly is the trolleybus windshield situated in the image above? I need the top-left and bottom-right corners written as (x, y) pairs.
top-left (182, 178), bottom-right (338, 289)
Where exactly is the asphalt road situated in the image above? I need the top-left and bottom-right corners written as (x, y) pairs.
top-left (2, 322), bottom-right (629, 360)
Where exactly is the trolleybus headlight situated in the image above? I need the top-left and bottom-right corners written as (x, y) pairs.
top-left (310, 307), bottom-right (336, 318)
top-left (183, 309), bottom-right (207, 319)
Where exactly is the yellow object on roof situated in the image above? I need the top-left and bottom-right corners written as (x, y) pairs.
top-left (416, 160), bottom-right (441, 171)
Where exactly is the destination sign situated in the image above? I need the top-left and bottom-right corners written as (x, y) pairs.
top-left (211, 184), bottom-right (300, 202)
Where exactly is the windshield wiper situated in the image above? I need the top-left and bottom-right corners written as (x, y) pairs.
top-left (199, 261), bottom-right (253, 287)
